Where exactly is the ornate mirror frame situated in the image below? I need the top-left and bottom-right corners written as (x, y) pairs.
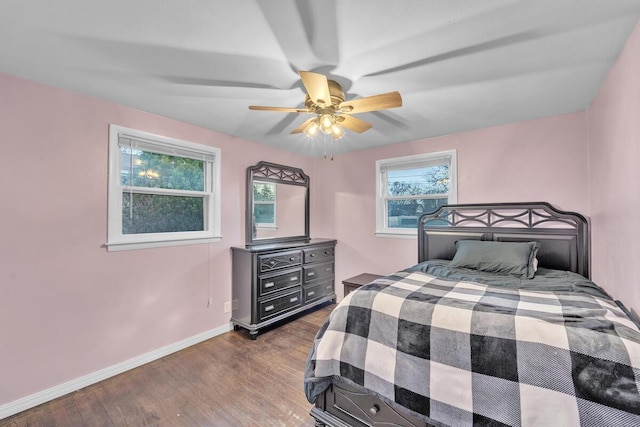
top-left (245, 161), bottom-right (310, 246)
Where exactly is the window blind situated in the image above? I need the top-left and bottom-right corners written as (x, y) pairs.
top-left (118, 135), bottom-right (216, 162)
top-left (379, 155), bottom-right (450, 173)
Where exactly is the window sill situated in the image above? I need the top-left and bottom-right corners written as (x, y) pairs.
top-left (374, 230), bottom-right (417, 239)
top-left (106, 235), bottom-right (222, 252)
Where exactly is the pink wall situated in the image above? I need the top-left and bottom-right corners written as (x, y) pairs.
top-left (0, 72), bottom-right (313, 407)
top-left (313, 113), bottom-right (590, 295)
top-left (3, 18), bottom-right (639, 413)
top-left (588, 21), bottom-right (640, 311)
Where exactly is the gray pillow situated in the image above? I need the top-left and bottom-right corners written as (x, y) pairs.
top-left (450, 240), bottom-right (540, 279)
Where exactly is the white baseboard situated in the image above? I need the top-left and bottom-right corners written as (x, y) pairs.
top-left (0, 322), bottom-right (233, 420)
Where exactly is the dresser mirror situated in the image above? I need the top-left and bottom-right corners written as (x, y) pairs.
top-left (246, 161), bottom-right (310, 245)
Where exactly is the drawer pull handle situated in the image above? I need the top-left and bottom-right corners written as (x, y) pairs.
top-left (290, 276), bottom-right (298, 281)
top-left (290, 297), bottom-right (298, 303)
top-left (369, 404), bottom-right (380, 416)
top-left (265, 305), bottom-right (275, 312)
top-left (264, 282), bottom-right (275, 288)
top-left (309, 253), bottom-right (316, 258)
top-left (308, 291), bottom-right (315, 296)
top-left (324, 250), bottom-right (330, 255)
top-left (290, 257), bottom-right (296, 261)
top-left (325, 267), bottom-right (332, 272)
top-left (325, 285), bottom-right (332, 290)
top-left (270, 261), bottom-right (276, 266)
top-left (308, 272), bottom-right (315, 277)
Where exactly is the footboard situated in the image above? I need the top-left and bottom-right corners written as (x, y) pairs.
top-left (310, 381), bottom-right (439, 427)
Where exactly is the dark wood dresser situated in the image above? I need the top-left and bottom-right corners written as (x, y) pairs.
top-left (231, 238), bottom-right (337, 339)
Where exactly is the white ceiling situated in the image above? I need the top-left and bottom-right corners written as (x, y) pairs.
top-left (1, 0), bottom-right (640, 157)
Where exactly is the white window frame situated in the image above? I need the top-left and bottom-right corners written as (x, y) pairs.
top-left (375, 150), bottom-right (457, 238)
top-left (106, 124), bottom-right (222, 251)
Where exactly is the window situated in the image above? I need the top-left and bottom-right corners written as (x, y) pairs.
top-left (107, 124), bottom-right (221, 251)
top-left (376, 150), bottom-right (457, 237)
top-left (253, 181), bottom-right (276, 228)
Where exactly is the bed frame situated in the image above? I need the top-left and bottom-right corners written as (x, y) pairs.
top-left (418, 202), bottom-right (589, 278)
top-left (310, 202), bottom-right (590, 427)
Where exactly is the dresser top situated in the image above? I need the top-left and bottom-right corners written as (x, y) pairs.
top-left (232, 238), bottom-right (336, 253)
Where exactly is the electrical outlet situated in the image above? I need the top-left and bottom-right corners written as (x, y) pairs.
top-left (207, 298), bottom-right (213, 308)
top-left (224, 301), bottom-right (231, 313)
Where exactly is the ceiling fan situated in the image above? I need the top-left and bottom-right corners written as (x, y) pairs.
top-left (249, 71), bottom-right (402, 140)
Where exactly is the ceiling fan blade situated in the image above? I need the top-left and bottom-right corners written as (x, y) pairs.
top-left (339, 91), bottom-right (402, 114)
top-left (256, 2), bottom-right (340, 72)
top-left (337, 115), bottom-right (373, 133)
top-left (291, 117), bottom-right (317, 134)
top-left (249, 105), bottom-right (311, 113)
top-left (299, 71), bottom-right (332, 106)
top-left (61, 35), bottom-right (299, 89)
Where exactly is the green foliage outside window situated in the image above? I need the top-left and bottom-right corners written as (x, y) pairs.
top-left (122, 193), bottom-right (204, 234)
top-left (121, 149), bottom-right (204, 191)
top-left (120, 148), bottom-right (206, 234)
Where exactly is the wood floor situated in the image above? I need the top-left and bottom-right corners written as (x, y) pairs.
top-left (1, 304), bottom-right (335, 427)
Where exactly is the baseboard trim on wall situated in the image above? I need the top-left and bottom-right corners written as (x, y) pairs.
top-left (0, 322), bottom-right (233, 420)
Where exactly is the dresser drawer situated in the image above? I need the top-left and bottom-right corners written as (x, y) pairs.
top-left (304, 280), bottom-right (334, 303)
top-left (259, 268), bottom-right (301, 297)
top-left (326, 381), bottom-right (429, 427)
top-left (259, 250), bottom-right (302, 273)
top-left (303, 246), bottom-right (334, 264)
top-left (259, 289), bottom-right (303, 321)
top-left (304, 262), bottom-right (334, 283)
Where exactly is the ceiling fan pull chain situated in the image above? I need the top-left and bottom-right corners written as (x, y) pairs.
top-left (323, 133), bottom-right (328, 159)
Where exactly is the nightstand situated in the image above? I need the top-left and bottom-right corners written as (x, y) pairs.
top-left (342, 273), bottom-right (384, 295)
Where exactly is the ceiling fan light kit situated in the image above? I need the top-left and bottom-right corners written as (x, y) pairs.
top-left (249, 71), bottom-right (402, 150)
top-left (301, 112), bottom-right (345, 140)
top-left (303, 118), bottom-right (320, 138)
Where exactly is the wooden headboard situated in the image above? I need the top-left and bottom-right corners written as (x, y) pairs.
top-left (417, 202), bottom-right (590, 278)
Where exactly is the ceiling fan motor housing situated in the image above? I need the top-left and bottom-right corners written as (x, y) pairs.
top-left (304, 80), bottom-right (345, 111)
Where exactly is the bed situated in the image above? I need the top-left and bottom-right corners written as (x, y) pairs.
top-left (304, 202), bottom-right (640, 427)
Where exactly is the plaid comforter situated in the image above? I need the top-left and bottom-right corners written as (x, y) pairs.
top-left (304, 270), bottom-right (640, 426)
